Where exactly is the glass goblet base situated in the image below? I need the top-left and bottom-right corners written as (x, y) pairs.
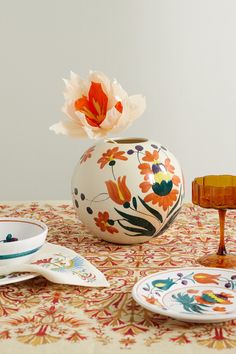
top-left (198, 253), bottom-right (236, 268)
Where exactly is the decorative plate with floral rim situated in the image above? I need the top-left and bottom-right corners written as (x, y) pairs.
top-left (0, 272), bottom-right (38, 285)
top-left (132, 267), bottom-right (236, 323)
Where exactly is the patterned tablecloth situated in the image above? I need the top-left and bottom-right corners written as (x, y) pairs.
top-left (0, 201), bottom-right (236, 354)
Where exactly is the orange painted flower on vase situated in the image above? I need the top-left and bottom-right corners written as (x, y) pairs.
top-left (97, 147), bottom-right (128, 169)
top-left (164, 158), bottom-right (175, 174)
top-left (94, 211), bottom-right (118, 234)
top-left (144, 189), bottom-right (179, 211)
top-left (105, 176), bottom-right (131, 205)
top-left (80, 146), bottom-right (95, 164)
top-left (193, 273), bottom-right (220, 284)
top-left (138, 150), bottom-right (180, 211)
top-left (142, 150), bottom-right (160, 163)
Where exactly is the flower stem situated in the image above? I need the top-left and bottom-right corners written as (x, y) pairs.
top-left (137, 152), bottom-right (141, 164)
top-left (111, 165), bottom-right (116, 180)
top-left (88, 193), bottom-right (109, 205)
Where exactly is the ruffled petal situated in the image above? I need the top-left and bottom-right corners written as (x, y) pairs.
top-left (62, 102), bottom-right (85, 123)
top-left (126, 94), bottom-right (146, 122)
top-left (63, 71), bottom-right (89, 101)
top-left (49, 121), bottom-right (87, 138)
top-left (51, 71), bottom-right (146, 140)
top-left (108, 79), bottom-right (128, 109)
top-left (106, 99), bottom-right (131, 134)
top-left (108, 94), bottom-right (146, 134)
top-left (100, 106), bottom-right (121, 130)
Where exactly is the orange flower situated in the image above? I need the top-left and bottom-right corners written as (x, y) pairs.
top-left (139, 181), bottom-right (152, 193)
top-left (143, 295), bottom-right (160, 305)
top-left (187, 289), bottom-right (199, 294)
top-left (142, 150), bottom-right (159, 162)
top-left (172, 175), bottom-right (181, 186)
top-left (213, 307), bottom-right (226, 312)
top-left (144, 189), bottom-right (178, 211)
top-left (195, 290), bottom-right (233, 305)
top-left (97, 147), bottom-right (128, 169)
top-left (80, 146), bottom-right (95, 164)
top-left (193, 273), bottom-right (220, 284)
top-left (75, 82), bottom-right (121, 128)
top-left (32, 258), bottom-right (53, 265)
top-left (105, 176), bottom-right (131, 205)
top-left (94, 211), bottom-right (118, 234)
top-left (138, 163), bottom-right (153, 181)
top-left (165, 158), bottom-right (175, 173)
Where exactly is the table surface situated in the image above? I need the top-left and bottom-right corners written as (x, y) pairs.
top-left (0, 201), bottom-right (236, 354)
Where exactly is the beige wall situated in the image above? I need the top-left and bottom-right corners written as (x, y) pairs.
top-left (0, 0), bottom-right (236, 201)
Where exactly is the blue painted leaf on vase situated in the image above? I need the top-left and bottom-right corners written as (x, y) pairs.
top-left (115, 208), bottom-right (156, 237)
top-left (138, 196), bottom-right (163, 223)
top-left (132, 197), bottom-right (137, 210)
top-left (167, 185), bottom-right (183, 218)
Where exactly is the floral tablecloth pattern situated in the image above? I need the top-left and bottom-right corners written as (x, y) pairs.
top-left (0, 201), bottom-right (236, 354)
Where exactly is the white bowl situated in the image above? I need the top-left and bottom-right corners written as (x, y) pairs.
top-left (0, 218), bottom-right (48, 266)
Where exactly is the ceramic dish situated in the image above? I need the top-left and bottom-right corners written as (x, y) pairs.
top-left (132, 267), bottom-right (236, 323)
top-left (0, 272), bottom-right (38, 285)
top-left (0, 218), bottom-right (48, 266)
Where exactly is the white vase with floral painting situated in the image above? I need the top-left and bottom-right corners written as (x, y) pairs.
top-left (50, 70), bottom-right (184, 244)
top-left (71, 137), bottom-right (184, 244)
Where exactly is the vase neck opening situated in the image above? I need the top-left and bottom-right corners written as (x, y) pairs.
top-left (105, 137), bottom-right (148, 144)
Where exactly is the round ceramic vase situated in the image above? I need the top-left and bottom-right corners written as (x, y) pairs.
top-left (72, 137), bottom-right (184, 244)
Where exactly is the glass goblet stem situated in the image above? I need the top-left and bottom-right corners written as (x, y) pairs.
top-left (217, 209), bottom-right (227, 256)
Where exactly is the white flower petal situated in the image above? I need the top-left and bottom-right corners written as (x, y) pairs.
top-left (82, 126), bottom-right (105, 139)
top-left (107, 95), bottom-right (146, 134)
top-left (63, 72), bottom-right (89, 101)
top-left (62, 102), bottom-right (85, 124)
top-left (111, 79), bottom-right (128, 100)
top-left (100, 106), bottom-right (121, 130)
top-left (107, 100), bottom-right (131, 133)
top-left (50, 121), bottom-right (87, 138)
top-left (77, 115), bottom-right (108, 139)
top-left (126, 94), bottom-right (146, 122)
top-left (107, 80), bottom-right (128, 110)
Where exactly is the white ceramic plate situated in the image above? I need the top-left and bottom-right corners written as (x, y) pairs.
top-left (0, 272), bottom-right (38, 285)
top-left (132, 267), bottom-right (236, 323)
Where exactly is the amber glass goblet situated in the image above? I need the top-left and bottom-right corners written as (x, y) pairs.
top-left (192, 175), bottom-right (236, 268)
